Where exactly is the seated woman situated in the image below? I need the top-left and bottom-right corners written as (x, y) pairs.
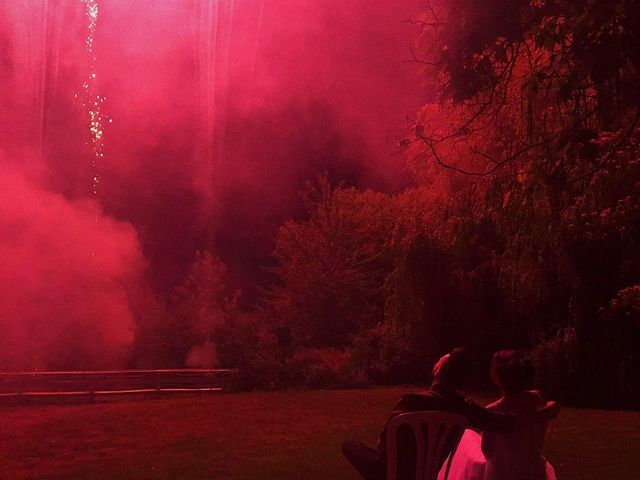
top-left (481, 350), bottom-right (556, 480)
top-left (438, 350), bottom-right (556, 480)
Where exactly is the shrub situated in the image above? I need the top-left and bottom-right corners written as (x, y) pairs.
top-left (349, 322), bottom-right (425, 385)
top-left (213, 314), bottom-right (282, 391)
top-left (596, 285), bottom-right (640, 409)
top-left (286, 348), bottom-right (364, 388)
top-left (531, 328), bottom-right (578, 402)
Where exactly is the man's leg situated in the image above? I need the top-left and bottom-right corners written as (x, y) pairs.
top-left (342, 439), bottom-right (385, 480)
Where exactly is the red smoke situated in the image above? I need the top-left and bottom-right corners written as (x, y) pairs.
top-left (0, 166), bottom-right (142, 370)
top-left (0, 0), bottom-right (422, 369)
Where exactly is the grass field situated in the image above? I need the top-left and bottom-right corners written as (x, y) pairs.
top-left (2, 388), bottom-right (639, 479)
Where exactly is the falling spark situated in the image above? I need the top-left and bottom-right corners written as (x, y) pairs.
top-left (79, 0), bottom-right (110, 198)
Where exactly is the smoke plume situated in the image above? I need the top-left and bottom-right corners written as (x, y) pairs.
top-left (0, 166), bottom-right (142, 370)
top-left (0, 0), bottom-right (423, 368)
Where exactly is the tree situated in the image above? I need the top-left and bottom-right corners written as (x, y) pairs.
top-left (170, 251), bottom-right (238, 367)
top-left (401, 0), bottom-right (640, 405)
top-left (269, 178), bottom-right (400, 348)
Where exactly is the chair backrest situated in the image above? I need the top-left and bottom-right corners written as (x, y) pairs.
top-left (386, 411), bottom-right (468, 480)
top-left (481, 401), bottom-right (559, 480)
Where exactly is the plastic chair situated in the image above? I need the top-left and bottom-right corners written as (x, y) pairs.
top-left (481, 401), bottom-right (560, 480)
top-left (386, 411), bottom-right (468, 480)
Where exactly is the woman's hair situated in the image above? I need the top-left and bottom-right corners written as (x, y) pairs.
top-left (491, 349), bottom-right (536, 394)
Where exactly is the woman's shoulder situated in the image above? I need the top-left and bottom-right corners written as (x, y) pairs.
top-left (526, 390), bottom-right (547, 405)
top-left (490, 391), bottom-right (546, 413)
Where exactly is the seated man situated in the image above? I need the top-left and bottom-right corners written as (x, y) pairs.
top-left (342, 348), bottom-right (552, 480)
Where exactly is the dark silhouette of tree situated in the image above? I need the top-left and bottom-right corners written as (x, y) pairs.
top-left (401, 0), bottom-right (640, 406)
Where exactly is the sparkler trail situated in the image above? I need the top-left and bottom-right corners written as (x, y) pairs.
top-left (23, 1), bottom-right (49, 159)
top-left (250, 0), bottom-right (265, 101)
top-left (78, 0), bottom-right (111, 198)
top-left (239, 0), bottom-right (264, 158)
top-left (216, 0), bottom-right (234, 169)
top-left (193, 0), bottom-right (221, 219)
top-left (51, 0), bottom-right (64, 94)
top-left (39, 0), bottom-right (49, 160)
top-left (203, 0), bottom-right (219, 167)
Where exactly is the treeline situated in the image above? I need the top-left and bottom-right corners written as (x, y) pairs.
top-left (132, 0), bottom-right (640, 409)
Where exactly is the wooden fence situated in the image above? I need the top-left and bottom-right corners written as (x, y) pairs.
top-left (0, 369), bottom-right (239, 404)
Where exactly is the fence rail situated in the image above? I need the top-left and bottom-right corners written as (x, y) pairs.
top-left (0, 369), bottom-right (239, 404)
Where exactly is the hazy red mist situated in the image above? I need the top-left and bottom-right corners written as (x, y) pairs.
top-left (0, 0), bottom-right (423, 369)
top-left (0, 166), bottom-right (141, 370)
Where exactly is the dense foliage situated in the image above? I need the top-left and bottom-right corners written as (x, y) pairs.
top-left (401, 0), bottom-right (640, 407)
top-left (261, 0), bottom-right (639, 407)
top-left (132, 0), bottom-right (640, 408)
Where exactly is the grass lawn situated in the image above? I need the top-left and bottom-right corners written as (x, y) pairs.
top-left (1, 388), bottom-right (639, 479)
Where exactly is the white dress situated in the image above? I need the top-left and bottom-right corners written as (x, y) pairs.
top-left (438, 392), bottom-right (557, 480)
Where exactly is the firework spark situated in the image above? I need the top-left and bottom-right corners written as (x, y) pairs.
top-left (78, 0), bottom-right (111, 197)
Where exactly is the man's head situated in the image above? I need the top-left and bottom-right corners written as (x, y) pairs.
top-left (432, 347), bottom-right (475, 390)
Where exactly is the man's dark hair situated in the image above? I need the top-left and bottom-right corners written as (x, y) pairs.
top-left (439, 347), bottom-right (475, 388)
top-left (491, 349), bottom-right (536, 394)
